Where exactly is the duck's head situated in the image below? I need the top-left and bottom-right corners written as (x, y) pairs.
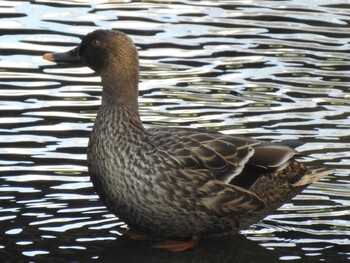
top-left (43, 30), bottom-right (140, 103)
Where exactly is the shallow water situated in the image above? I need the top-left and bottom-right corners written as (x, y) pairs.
top-left (0, 0), bottom-right (349, 262)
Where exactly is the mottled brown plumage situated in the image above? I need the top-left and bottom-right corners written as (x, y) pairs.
top-left (43, 30), bottom-right (329, 247)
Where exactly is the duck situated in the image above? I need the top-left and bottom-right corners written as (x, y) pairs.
top-left (43, 29), bottom-right (329, 252)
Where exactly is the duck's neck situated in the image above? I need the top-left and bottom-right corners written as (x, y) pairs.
top-left (100, 76), bottom-right (145, 135)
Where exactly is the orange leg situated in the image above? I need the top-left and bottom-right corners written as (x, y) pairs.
top-left (152, 236), bottom-right (199, 252)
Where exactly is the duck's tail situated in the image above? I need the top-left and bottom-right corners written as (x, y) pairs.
top-left (292, 167), bottom-right (330, 187)
top-left (246, 163), bottom-right (330, 222)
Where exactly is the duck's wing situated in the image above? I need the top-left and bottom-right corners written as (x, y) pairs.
top-left (148, 127), bottom-right (298, 184)
top-left (198, 180), bottom-right (265, 219)
top-left (174, 169), bottom-right (266, 220)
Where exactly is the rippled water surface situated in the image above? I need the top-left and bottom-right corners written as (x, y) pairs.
top-left (0, 0), bottom-right (350, 262)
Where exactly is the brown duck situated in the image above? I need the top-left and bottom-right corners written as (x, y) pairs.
top-left (43, 29), bottom-right (329, 252)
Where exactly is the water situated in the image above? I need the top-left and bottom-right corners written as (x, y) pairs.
top-left (0, 0), bottom-right (349, 262)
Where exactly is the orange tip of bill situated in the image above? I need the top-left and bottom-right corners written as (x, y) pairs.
top-left (43, 53), bottom-right (55, 62)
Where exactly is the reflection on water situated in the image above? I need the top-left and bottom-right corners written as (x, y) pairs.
top-left (0, 0), bottom-right (349, 262)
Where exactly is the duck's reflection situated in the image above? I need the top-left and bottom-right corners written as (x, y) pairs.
top-left (98, 234), bottom-right (280, 263)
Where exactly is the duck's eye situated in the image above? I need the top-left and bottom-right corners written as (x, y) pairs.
top-left (91, 39), bottom-right (101, 47)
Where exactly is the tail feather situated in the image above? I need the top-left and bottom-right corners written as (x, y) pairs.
top-left (292, 167), bottom-right (330, 187)
top-left (246, 163), bottom-right (330, 223)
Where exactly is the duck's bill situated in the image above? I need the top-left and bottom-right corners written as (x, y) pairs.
top-left (43, 46), bottom-right (80, 63)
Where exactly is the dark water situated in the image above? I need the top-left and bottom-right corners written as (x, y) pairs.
top-left (0, 0), bottom-right (349, 262)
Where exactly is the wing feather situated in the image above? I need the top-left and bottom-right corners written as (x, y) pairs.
top-left (197, 180), bottom-right (265, 216)
top-left (148, 127), bottom-right (298, 185)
